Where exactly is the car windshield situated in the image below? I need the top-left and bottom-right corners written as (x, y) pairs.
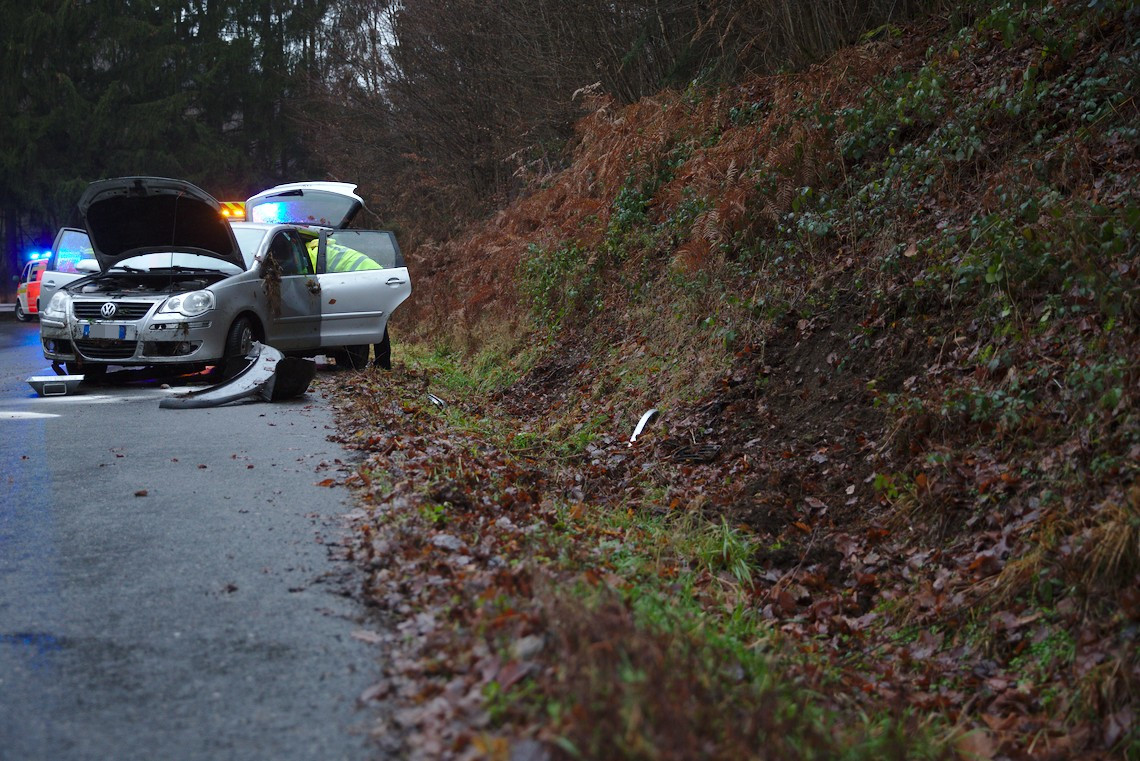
top-left (109, 252), bottom-right (243, 275)
top-left (233, 227), bottom-right (269, 268)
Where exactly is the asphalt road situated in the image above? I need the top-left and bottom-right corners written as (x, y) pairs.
top-left (0, 318), bottom-right (383, 760)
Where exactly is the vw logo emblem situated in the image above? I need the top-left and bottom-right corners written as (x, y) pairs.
top-left (100, 302), bottom-right (117, 318)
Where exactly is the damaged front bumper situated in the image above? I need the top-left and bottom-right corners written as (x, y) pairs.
top-left (41, 315), bottom-right (227, 367)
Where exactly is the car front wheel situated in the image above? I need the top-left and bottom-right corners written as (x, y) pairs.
top-left (15, 302), bottom-right (29, 322)
top-left (221, 316), bottom-right (259, 379)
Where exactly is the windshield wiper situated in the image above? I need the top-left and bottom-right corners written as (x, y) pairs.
top-left (108, 264), bottom-right (144, 273)
top-left (149, 265), bottom-right (223, 273)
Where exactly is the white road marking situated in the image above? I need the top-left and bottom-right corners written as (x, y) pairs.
top-left (5, 386), bottom-right (204, 412)
top-left (33, 394), bottom-right (154, 404)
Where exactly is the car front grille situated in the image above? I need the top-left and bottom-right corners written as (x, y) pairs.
top-left (74, 340), bottom-right (138, 360)
top-left (73, 301), bottom-right (153, 320)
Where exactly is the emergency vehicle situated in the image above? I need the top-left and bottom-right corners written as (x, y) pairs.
top-left (219, 201), bottom-right (245, 220)
top-left (15, 258), bottom-right (47, 321)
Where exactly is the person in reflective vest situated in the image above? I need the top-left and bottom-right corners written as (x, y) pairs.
top-left (305, 237), bottom-right (380, 273)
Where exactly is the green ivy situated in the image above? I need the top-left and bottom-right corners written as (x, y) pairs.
top-left (519, 240), bottom-right (596, 329)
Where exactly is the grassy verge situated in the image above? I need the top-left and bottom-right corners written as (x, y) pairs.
top-left (330, 349), bottom-right (954, 760)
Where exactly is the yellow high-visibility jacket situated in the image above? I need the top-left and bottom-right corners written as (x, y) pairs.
top-left (306, 238), bottom-right (380, 273)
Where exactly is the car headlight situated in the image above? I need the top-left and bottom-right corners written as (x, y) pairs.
top-left (157, 290), bottom-right (215, 317)
top-left (44, 292), bottom-right (71, 319)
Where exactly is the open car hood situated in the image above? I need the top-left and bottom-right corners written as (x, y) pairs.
top-left (245, 182), bottom-right (363, 229)
top-left (78, 177), bottom-right (245, 271)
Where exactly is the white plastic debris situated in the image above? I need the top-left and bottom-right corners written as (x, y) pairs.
top-left (629, 408), bottom-right (659, 446)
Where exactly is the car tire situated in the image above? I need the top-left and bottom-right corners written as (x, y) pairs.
top-left (374, 328), bottom-right (392, 370)
top-left (15, 302), bottom-right (29, 322)
top-left (337, 344), bottom-right (370, 370)
top-left (221, 316), bottom-right (259, 379)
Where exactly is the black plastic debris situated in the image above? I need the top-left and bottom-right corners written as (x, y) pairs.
top-left (159, 343), bottom-right (314, 409)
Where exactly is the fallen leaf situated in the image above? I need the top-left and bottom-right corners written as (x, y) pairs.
top-left (496, 660), bottom-right (534, 690)
top-left (1103, 706), bottom-right (1134, 748)
top-left (351, 629), bottom-right (385, 645)
top-left (955, 729), bottom-right (996, 760)
top-left (357, 681), bottom-right (390, 703)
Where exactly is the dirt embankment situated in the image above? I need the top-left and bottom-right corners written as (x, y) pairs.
top-left (337, 2), bottom-right (1139, 758)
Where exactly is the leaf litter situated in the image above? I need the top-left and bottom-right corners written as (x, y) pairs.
top-left (323, 2), bottom-right (1139, 757)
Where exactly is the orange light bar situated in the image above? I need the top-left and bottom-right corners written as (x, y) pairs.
top-left (220, 201), bottom-right (246, 220)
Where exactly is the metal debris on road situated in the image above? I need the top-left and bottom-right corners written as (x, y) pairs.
top-left (26, 375), bottom-right (84, 397)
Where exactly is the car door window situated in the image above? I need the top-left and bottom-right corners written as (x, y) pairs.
top-left (26, 262), bottom-right (45, 284)
top-left (266, 231), bottom-right (311, 276)
top-left (313, 230), bottom-right (403, 274)
top-left (49, 229), bottom-right (95, 274)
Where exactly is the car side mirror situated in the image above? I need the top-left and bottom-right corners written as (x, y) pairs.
top-left (76, 259), bottom-right (99, 273)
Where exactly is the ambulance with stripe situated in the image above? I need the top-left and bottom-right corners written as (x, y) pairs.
top-left (15, 258), bottom-right (46, 321)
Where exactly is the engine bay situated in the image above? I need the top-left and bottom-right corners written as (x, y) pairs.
top-left (70, 271), bottom-right (226, 297)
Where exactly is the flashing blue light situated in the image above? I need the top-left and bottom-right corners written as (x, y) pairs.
top-left (25, 250), bottom-right (49, 262)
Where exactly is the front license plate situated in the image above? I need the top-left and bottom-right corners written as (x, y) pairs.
top-left (82, 323), bottom-right (136, 340)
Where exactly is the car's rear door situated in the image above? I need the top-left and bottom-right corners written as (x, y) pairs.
top-left (311, 230), bottom-right (411, 346)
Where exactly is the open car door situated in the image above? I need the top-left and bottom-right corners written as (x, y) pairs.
top-left (310, 230), bottom-right (411, 346)
top-left (39, 228), bottom-right (95, 311)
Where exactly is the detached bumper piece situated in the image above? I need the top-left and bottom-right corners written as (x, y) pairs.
top-left (27, 375), bottom-right (85, 397)
top-left (159, 343), bottom-right (315, 409)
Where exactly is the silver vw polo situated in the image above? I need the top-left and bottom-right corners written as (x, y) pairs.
top-left (39, 177), bottom-right (411, 376)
